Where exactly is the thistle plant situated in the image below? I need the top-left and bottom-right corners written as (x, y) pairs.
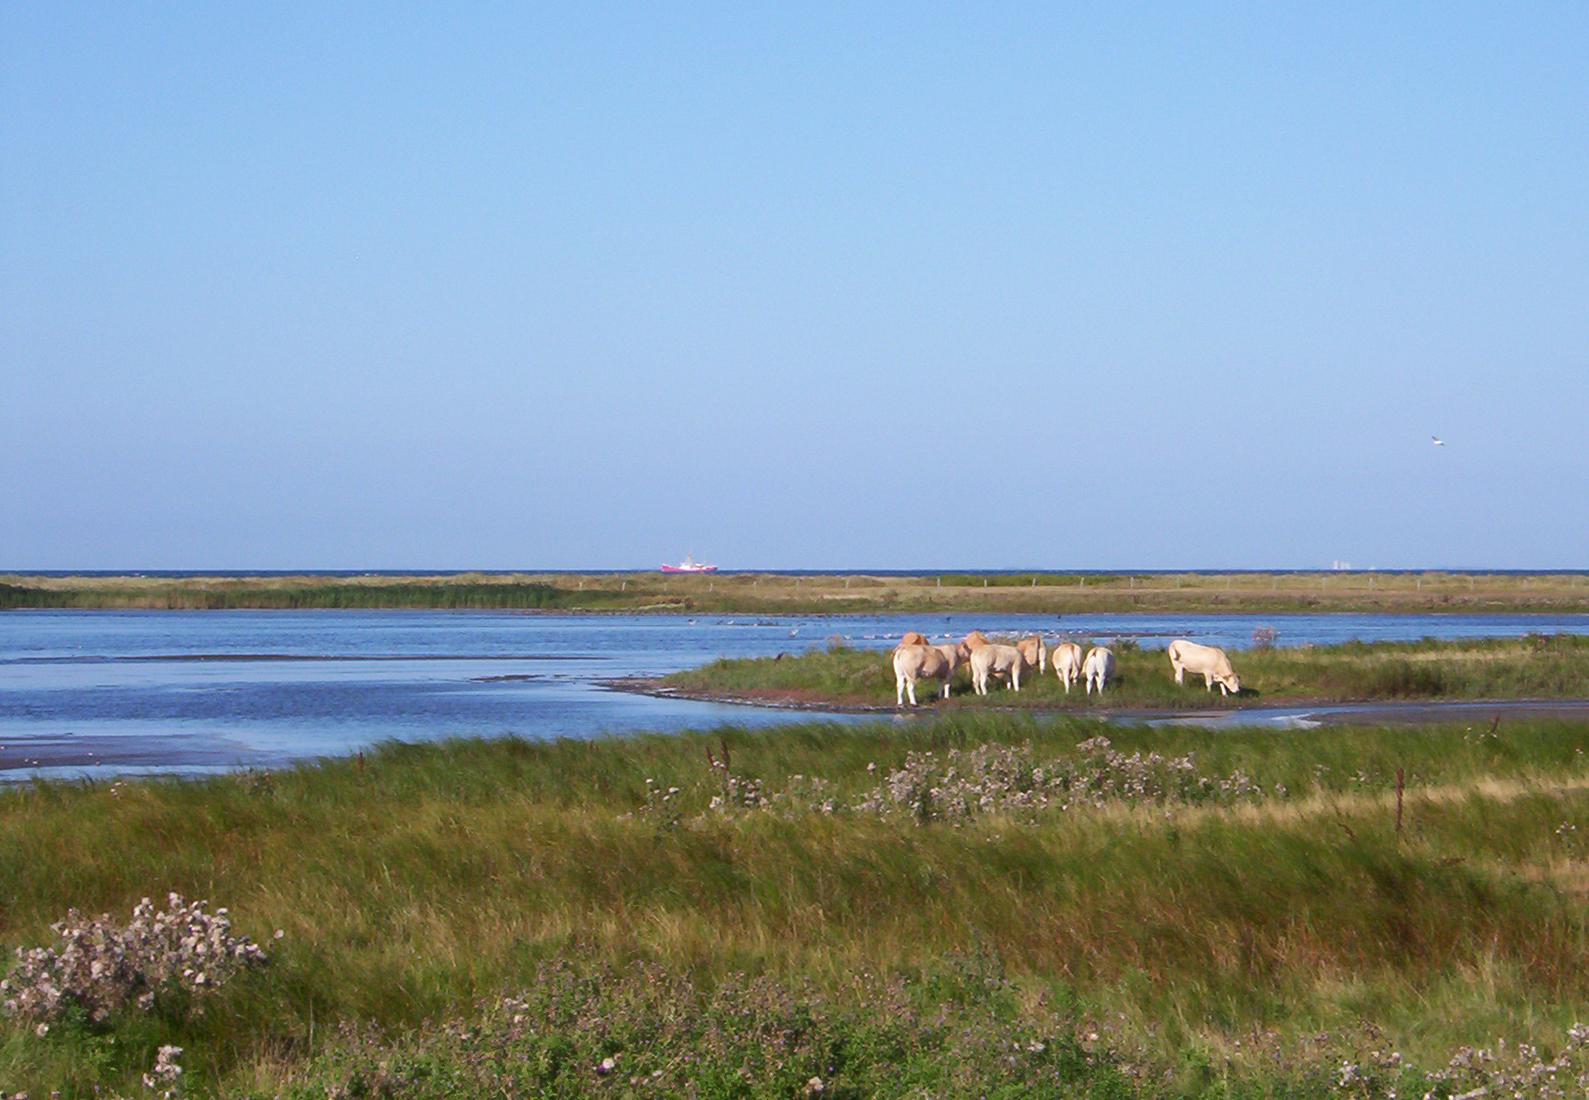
top-left (1, 894), bottom-right (273, 1025)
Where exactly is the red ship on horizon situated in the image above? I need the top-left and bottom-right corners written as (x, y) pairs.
top-left (660, 554), bottom-right (718, 574)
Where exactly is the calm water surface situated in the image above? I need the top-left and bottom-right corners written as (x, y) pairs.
top-left (3, 610), bottom-right (1588, 779)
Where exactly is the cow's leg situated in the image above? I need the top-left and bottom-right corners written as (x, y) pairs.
top-left (1173, 664), bottom-right (1184, 686)
top-left (907, 677), bottom-right (918, 706)
top-left (896, 673), bottom-right (906, 707)
top-left (942, 678), bottom-right (951, 700)
top-left (1012, 666), bottom-right (1020, 692)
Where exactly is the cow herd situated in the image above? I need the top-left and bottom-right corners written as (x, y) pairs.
top-left (890, 632), bottom-right (1243, 707)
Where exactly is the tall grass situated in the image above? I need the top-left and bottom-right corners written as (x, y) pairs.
top-left (666, 634), bottom-right (1589, 708)
top-left (4, 716), bottom-right (1589, 1093)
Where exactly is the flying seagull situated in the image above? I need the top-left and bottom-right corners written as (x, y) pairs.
top-left (1431, 435), bottom-right (1446, 447)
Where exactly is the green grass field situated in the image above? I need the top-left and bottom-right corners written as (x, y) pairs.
top-left (5, 569), bottom-right (1589, 613)
top-left (5, 716), bottom-right (1589, 1095)
top-left (663, 634), bottom-right (1589, 710)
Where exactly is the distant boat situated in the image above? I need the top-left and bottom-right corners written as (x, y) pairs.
top-left (661, 554), bottom-right (718, 574)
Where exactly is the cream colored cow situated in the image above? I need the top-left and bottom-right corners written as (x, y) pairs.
top-left (1166, 640), bottom-right (1242, 695)
top-left (897, 631), bottom-right (931, 648)
top-left (1082, 646), bottom-right (1115, 695)
top-left (892, 643), bottom-right (959, 706)
top-left (970, 643), bottom-right (1024, 695)
top-left (1051, 641), bottom-right (1083, 693)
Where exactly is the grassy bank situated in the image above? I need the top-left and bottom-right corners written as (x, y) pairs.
top-left (5, 569), bottom-right (1589, 613)
top-left (5, 716), bottom-right (1589, 1095)
top-left (663, 634), bottom-right (1589, 710)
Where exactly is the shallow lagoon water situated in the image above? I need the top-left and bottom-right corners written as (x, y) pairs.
top-left (3, 609), bottom-right (1589, 779)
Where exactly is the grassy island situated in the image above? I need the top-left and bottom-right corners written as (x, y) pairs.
top-left (6, 715), bottom-right (1589, 1095)
top-left (661, 634), bottom-right (1589, 711)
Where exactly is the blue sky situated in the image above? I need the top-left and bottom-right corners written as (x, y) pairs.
top-left (4, 4), bottom-right (1585, 570)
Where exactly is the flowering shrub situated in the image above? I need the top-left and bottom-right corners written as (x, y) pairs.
top-left (143, 1043), bottom-right (185, 1097)
top-left (1327, 1024), bottom-right (1589, 1098)
top-left (853, 737), bottom-right (1266, 824)
top-left (706, 746), bottom-right (767, 813)
top-left (635, 736), bottom-right (1277, 828)
top-left (1, 894), bottom-right (272, 1025)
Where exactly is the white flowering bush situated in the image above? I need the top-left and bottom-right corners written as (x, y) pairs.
top-left (1, 893), bottom-right (272, 1025)
top-left (632, 736), bottom-right (1276, 829)
top-left (1328, 1025), bottom-right (1589, 1098)
top-left (853, 737), bottom-right (1266, 824)
top-left (143, 1043), bottom-right (185, 1097)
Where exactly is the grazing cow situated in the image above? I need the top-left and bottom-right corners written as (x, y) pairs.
top-left (1051, 641), bottom-right (1083, 693)
top-left (963, 630), bottom-right (991, 651)
top-left (970, 643), bottom-right (1024, 695)
top-left (892, 643), bottom-right (959, 706)
top-left (1082, 646), bottom-right (1115, 695)
top-left (1166, 640), bottom-right (1242, 695)
top-left (1016, 635), bottom-right (1046, 674)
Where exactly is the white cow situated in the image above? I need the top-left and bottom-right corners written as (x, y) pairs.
top-left (892, 643), bottom-right (960, 706)
top-left (1082, 646), bottom-right (1115, 695)
top-left (1166, 639), bottom-right (1242, 696)
top-left (1051, 641), bottom-right (1083, 693)
top-left (969, 643), bottom-right (1025, 695)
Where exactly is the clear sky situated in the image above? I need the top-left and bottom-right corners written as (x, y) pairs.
top-left (4, 4), bottom-right (1585, 570)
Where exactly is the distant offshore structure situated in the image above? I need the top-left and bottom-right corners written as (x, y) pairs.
top-left (661, 553), bottom-right (718, 574)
